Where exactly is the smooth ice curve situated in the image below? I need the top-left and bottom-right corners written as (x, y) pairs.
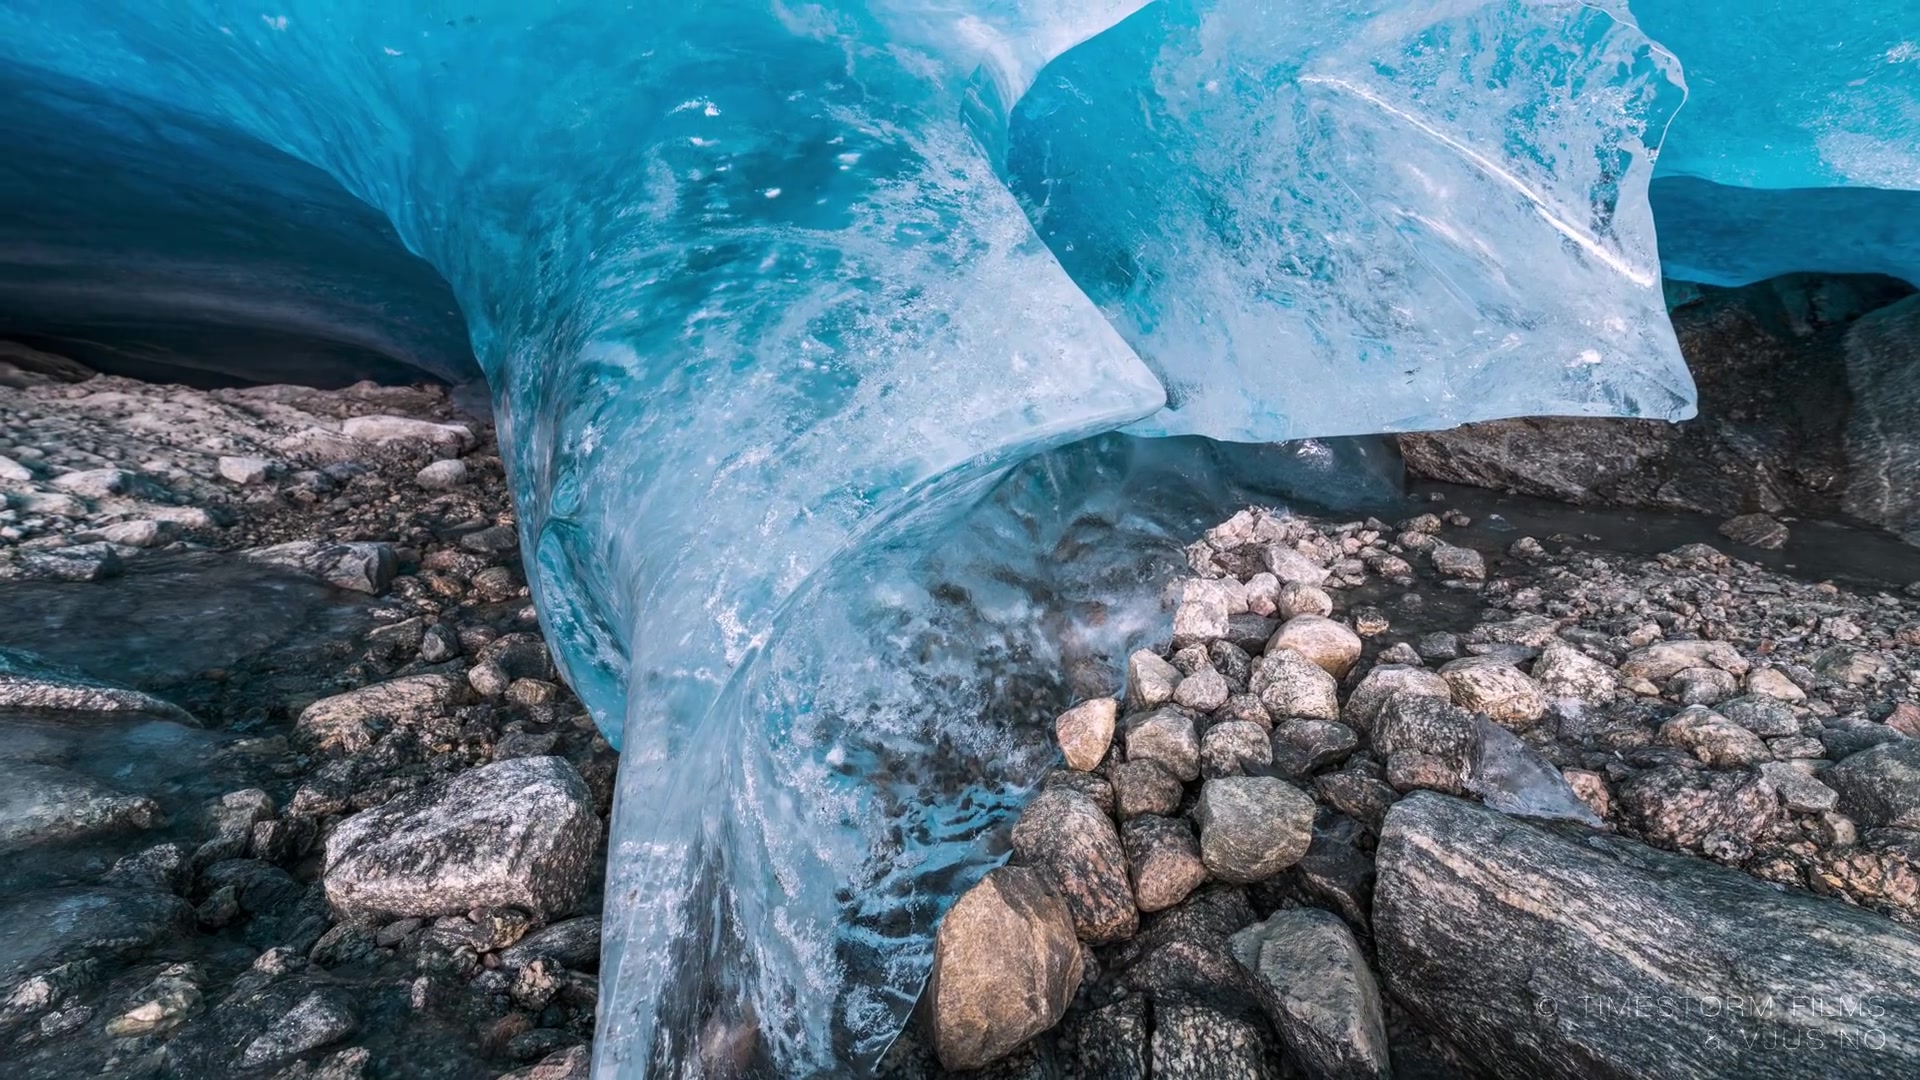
top-left (0, 1), bottom-right (1913, 1074)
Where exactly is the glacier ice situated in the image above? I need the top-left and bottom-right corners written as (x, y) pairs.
top-left (0, 0), bottom-right (1914, 1074)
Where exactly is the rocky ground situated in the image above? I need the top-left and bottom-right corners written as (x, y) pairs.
top-left (11, 349), bottom-right (1920, 1080)
top-left (896, 505), bottom-right (1920, 1078)
top-left (1, 362), bottom-right (609, 1079)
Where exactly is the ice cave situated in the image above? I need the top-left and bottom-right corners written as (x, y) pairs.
top-left (0, 1), bottom-right (1917, 1077)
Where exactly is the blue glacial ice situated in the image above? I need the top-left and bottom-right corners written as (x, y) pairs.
top-left (0, 0), bottom-right (1914, 1074)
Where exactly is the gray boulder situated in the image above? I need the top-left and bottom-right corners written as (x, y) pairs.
top-left (1230, 908), bottom-right (1389, 1080)
top-left (1376, 792), bottom-right (1920, 1079)
top-left (323, 756), bottom-right (596, 922)
top-left (1828, 740), bottom-right (1920, 829)
top-left (0, 760), bottom-right (162, 853)
top-left (242, 539), bottom-right (398, 595)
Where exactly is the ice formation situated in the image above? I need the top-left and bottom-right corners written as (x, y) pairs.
top-left (0, 1), bottom-right (1912, 1074)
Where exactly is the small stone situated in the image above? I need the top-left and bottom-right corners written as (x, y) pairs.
top-left (1268, 719), bottom-right (1359, 780)
top-left (506, 678), bottom-right (558, 706)
top-left (1171, 595), bottom-right (1229, 649)
top-left (1172, 666), bottom-right (1229, 713)
top-left (94, 518), bottom-right (180, 548)
top-left (239, 990), bottom-right (358, 1068)
top-left (1011, 788), bottom-right (1136, 943)
top-left (1191, 776), bottom-right (1316, 884)
top-left (1122, 815), bottom-right (1209, 913)
top-left (1250, 648), bottom-right (1340, 722)
top-left (1562, 769), bottom-right (1612, 819)
top-left (1125, 707), bottom-right (1201, 782)
top-left (1530, 642), bottom-right (1618, 703)
top-left (1719, 513), bottom-right (1788, 550)
top-left (51, 467), bottom-right (135, 498)
top-left (1746, 667), bottom-right (1807, 702)
top-left (1385, 751), bottom-right (1463, 794)
top-left (416, 458), bottom-right (469, 489)
top-left (296, 673), bottom-right (467, 754)
top-left (1342, 665), bottom-right (1451, 734)
top-left (105, 967), bottom-right (204, 1037)
top-left (1242, 573), bottom-right (1281, 616)
top-left (217, 456), bottom-right (274, 485)
top-left (1316, 772), bottom-right (1396, 832)
top-left (927, 866), bottom-right (1082, 1072)
top-left (18, 543), bottom-right (122, 582)
top-left (1229, 908), bottom-right (1390, 1080)
top-left (1200, 720), bottom-right (1273, 778)
top-left (1264, 546), bottom-right (1329, 586)
top-left (323, 756), bottom-right (598, 921)
top-left (1827, 741), bottom-right (1920, 829)
top-left (1759, 761), bottom-right (1840, 814)
top-left (469, 660), bottom-right (512, 699)
top-left (1429, 542), bottom-right (1485, 581)
top-left (1770, 736), bottom-right (1828, 760)
top-left (1659, 706), bottom-right (1772, 768)
top-left (1055, 698), bottom-right (1118, 771)
top-left (1276, 582), bottom-right (1334, 619)
top-left (1111, 760), bottom-right (1184, 819)
top-left (1620, 640), bottom-right (1749, 682)
top-left (1439, 656), bottom-right (1546, 727)
top-left (243, 540), bottom-right (398, 595)
top-left (1350, 607), bottom-right (1390, 637)
top-left (340, 414), bottom-right (475, 456)
top-left (1126, 650), bottom-right (1181, 710)
top-left (1370, 694), bottom-right (1476, 765)
top-left (1717, 696), bottom-right (1800, 739)
top-left (1669, 666), bottom-right (1738, 706)
top-left (1268, 615), bottom-right (1362, 678)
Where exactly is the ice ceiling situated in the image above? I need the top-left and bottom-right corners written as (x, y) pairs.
top-left (0, 1), bottom-right (1914, 1074)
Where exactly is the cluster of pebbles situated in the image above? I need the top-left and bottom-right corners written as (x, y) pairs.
top-left (1, 362), bottom-right (610, 1080)
top-left (901, 505), bottom-right (1920, 1078)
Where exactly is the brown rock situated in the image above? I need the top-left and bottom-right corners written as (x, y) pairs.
top-left (1123, 815), bottom-right (1209, 913)
top-left (1268, 615), bottom-right (1362, 678)
top-left (1010, 789), bottom-right (1137, 943)
top-left (1055, 698), bottom-right (1119, 771)
top-left (928, 866), bottom-right (1084, 1071)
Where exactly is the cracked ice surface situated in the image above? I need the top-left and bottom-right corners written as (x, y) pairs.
top-left (0, 0), bottom-right (1912, 1073)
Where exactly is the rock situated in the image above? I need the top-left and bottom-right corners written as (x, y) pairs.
top-left (1263, 545), bottom-right (1328, 586)
top-left (1111, 761), bottom-right (1184, 819)
top-left (296, 673), bottom-right (466, 753)
top-left (1828, 741), bottom-right (1920, 829)
top-left (460, 523), bottom-right (520, 555)
top-left (1192, 777), bottom-right (1315, 884)
top-left (419, 622), bottom-right (461, 664)
top-left (105, 965), bottom-right (205, 1037)
top-left (497, 1045), bottom-right (592, 1080)
top-left (1242, 573), bottom-right (1282, 617)
top-left (217, 455), bottom-right (274, 485)
top-left (1268, 720), bottom-right (1358, 780)
top-left (0, 647), bottom-right (193, 719)
top-left (1758, 760), bottom-right (1840, 814)
top-left (1745, 666), bottom-right (1807, 702)
top-left (1126, 650), bottom-right (1181, 710)
top-left (1716, 695), bottom-right (1801, 738)
top-left (1124, 707), bottom-right (1200, 783)
top-left (1071, 997), bottom-right (1148, 1080)
top-left (1438, 656), bottom-right (1546, 727)
top-left (1814, 646), bottom-right (1891, 686)
top-left (1315, 772), bottom-right (1396, 833)
top-left (926, 866), bottom-right (1082, 1071)
top-left (415, 458), bottom-right (468, 489)
top-left (1268, 615), bottom-right (1362, 678)
top-left (1369, 694), bottom-right (1475, 765)
top-left (1842, 294), bottom-right (1920, 541)
top-left (1375, 792), bottom-right (1920, 1079)
top-left (1385, 751), bottom-right (1463, 795)
top-left (93, 518), bottom-right (180, 547)
top-left (50, 467), bottom-right (135, 499)
top-left (0, 760), bottom-right (162, 852)
top-left (18, 543), bottom-right (122, 581)
top-left (1250, 648), bottom-right (1340, 722)
top-left (0, 453), bottom-right (31, 481)
top-left (1171, 594), bottom-right (1230, 649)
top-left (1011, 788), bottom-right (1136, 943)
top-left (244, 539), bottom-right (398, 595)
top-left (1055, 698), bottom-right (1118, 771)
top-left (1617, 765), bottom-right (1779, 854)
top-left (239, 989), bottom-right (358, 1068)
top-left (497, 915), bottom-right (601, 971)
top-left (1171, 665), bottom-right (1229, 713)
top-left (1230, 908), bottom-right (1390, 1080)
top-left (1276, 582), bottom-right (1333, 619)
top-left (340, 414), bottom-right (475, 456)
top-left (1562, 769), bottom-right (1611, 819)
top-left (1619, 639), bottom-right (1749, 682)
top-left (323, 756), bottom-right (597, 921)
top-left (1658, 706), bottom-right (1772, 768)
top-left (468, 659), bottom-right (511, 698)
top-left (1122, 815), bottom-right (1209, 913)
top-left (1529, 641), bottom-right (1617, 703)
top-left (1151, 1003), bottom-right (1274, 1079)
top-left (1201, 720), bottom-right (1274, 778)
top-left (1341, 665), bottom-right (1451, 734)
top-left (1428, 542), bottom-right (1485, 581)
top-left (1669, 665), bottom-right (1738, 706)
top-left (1719, 512), bottom-right (1788, 549)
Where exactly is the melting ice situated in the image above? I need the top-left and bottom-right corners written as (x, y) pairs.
top-left (0, 0), bottom-right (1914, 1073)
